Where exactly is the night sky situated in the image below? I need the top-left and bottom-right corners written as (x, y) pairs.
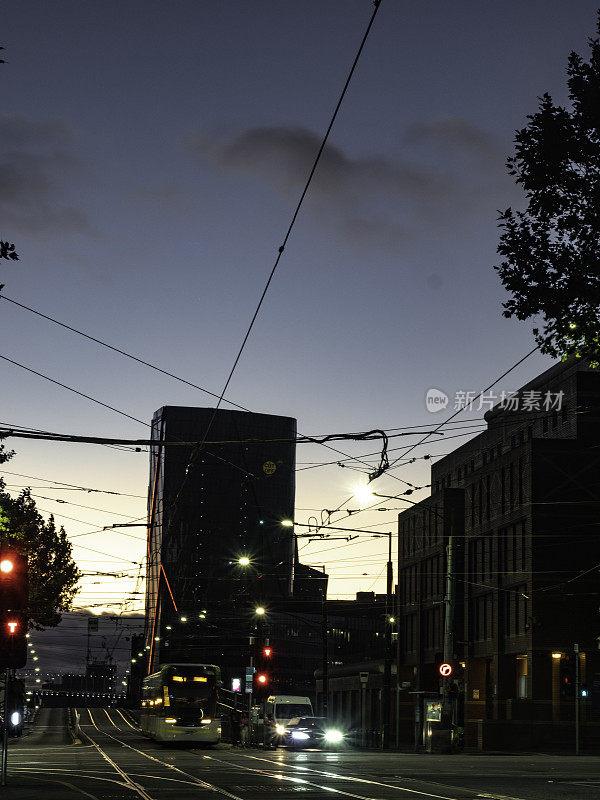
top-left (2, 2), bottom-right (597, 669)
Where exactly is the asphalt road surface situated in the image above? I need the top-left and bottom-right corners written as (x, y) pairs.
top-left (1, 707), bottom-right (598, 799)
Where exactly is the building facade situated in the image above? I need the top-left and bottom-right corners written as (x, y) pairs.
top-left (144, 407), bottom-right (297, 681)
top-left (397, 359), bottom-right (600, 750)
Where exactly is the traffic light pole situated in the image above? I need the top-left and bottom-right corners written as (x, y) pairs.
top-left (1, 667), bottom-right (9, 786)
top-left (322, 586), bottom-right (328, 717)
top-left (575, 643), bottom-right (580, 756)
top-left (382, 531), bottom-right (393, 749)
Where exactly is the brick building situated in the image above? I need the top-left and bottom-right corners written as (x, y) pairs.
top-left (397, 359), bottom-right (600, 750)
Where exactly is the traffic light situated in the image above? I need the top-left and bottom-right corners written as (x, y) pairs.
top-left (0, 550), bottom-right (28, 613)
top-left (263, 647), bottom-right (272, 658)
top-left (0, 612), bottom-right (27, 668)
top-left (0, 549), bottom-right (28, 669)
top-left (254, 672), bottom-right (269, 698)
top-left (6, 677), bottom-right (25, 735)
top-left (560, 654), bottom-right (575, 698)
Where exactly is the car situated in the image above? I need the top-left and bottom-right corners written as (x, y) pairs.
top-left (283, 716), bottom-right (345, 749)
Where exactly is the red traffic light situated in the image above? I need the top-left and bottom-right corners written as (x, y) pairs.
top-left (263, 647), bottom-right (272, 657)
top-left (257, 673), bottom-right (268, 684)
top-left (0, 550), bottom-right (29, 614)
top-left (7, 620), bottom-right (19, 634)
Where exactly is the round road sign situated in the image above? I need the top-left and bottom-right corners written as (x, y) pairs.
top-left (439, 663), bottom-right (452, 677)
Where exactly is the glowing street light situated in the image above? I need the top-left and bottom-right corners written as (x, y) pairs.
top-left (255, 607), bottom-right (265, 616)
top-left (238, 556), bottom-right (251, 566)
top-left (281, 519), bottom-right (294, 527)
top-left (352, 483), bottom-right (376, 507)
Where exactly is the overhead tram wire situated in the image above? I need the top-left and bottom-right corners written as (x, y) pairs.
top-left (385, 345), bottom-right (541, 471)
top-left (0, 4), bottom-right (387, 492)
top-left (0, 468), bottom-right (146, 497)
top-left (305, 346), bottom-right (543, 534)
top-left (0, 354), bottom-right (148, 427)
top-left (143, 0), bottom-right (387, 648)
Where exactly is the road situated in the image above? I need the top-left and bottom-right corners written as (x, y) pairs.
top-left (0, 707), bottom-right (598, 799)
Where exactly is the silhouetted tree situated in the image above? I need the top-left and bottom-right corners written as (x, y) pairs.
top-left (0, 484), bottom-right (80, 628)
top-left (496, 12), bottom-right (600, 363)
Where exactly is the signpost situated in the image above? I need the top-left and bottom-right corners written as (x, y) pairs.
top-left (439, 663), bottom-right (453, 678)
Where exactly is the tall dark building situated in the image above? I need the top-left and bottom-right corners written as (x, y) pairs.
top-left (144, 407), bottom-right (297, 679)
top-left (396, 359), bottom-right (600, 751)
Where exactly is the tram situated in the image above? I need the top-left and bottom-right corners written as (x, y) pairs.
top-left (140, 663), bottom-right (222, 744)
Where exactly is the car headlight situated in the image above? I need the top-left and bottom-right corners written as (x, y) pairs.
top-left (324, 729), bottom-right (343, 743)
top-left (275, 724), bottom-right (285, 735)
top-left (291, 731), bottom-right (309, 740)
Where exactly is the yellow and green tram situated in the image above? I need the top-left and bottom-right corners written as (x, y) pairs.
top-left (140, 663), bottom-right (222, 744)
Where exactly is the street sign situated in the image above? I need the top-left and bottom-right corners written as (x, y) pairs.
top-left (439, 663), bottom-right (452, 677)
top-left (359, 671), bottom-right (369, 684)
top-left (245, 666), bottom-right (254, 694)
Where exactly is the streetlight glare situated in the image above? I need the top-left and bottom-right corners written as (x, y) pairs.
top-left (353, 484), bottom-right (376, 507)
top-left (0, 559), bottom-right (14, 573)
top-left (255, 606), bottom-right (265, 616)
top-left (281, 519), bottom-right (294, 527)
top-left (238, 556), bottom-right (250, 566)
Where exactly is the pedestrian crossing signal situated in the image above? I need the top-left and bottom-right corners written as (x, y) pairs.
top-left (0, 611), bottom-right (27, 668)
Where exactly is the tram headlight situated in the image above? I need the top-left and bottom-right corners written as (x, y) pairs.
top-left (200, 718), bottom-right (212, 724)
top-left (165, 718), bottom-right (177, 724)
top-left (275, 724), bottom-right (285, 735)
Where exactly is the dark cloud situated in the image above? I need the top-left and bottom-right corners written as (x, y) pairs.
top-left (405, 115), bottom-right (505, 163)
top-left (0, 114), bottom-right (91, 238)
top-left (188, 121), bottom-right (513, 250)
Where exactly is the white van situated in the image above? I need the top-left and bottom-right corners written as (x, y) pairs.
top-left (265, 695), bottom-right (313, 738)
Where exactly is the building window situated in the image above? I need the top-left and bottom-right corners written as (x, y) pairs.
top-left (518, 457), bottom-right (524, 506)
top-left (517, 655), bottom-right (528, 699)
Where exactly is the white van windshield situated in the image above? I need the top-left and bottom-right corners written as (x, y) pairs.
top-left (275, 703), bottom-right (312, 720)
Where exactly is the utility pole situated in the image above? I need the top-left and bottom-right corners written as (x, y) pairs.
top-left (443, 515), bottom-right (455, 722)
top-left (322, 586), bottom-right (328, 717)
top-left (574, 643), bottom-right (580, 756)
top-left (382, 531), bottom-right (393, 749)
top-left (1, 668), bottom-right (8, 787)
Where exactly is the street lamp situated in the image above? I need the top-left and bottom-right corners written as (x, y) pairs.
top-left (238, 556), bottom-right (251, 566)
top-left (255, 606), bottom-right (265, 616)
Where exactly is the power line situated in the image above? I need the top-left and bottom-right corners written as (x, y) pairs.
top-left (0, 354), bottom-right (148, 427)
top-left (0, 469), bottom-right (146, 497)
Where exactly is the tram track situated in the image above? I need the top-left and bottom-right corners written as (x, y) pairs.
top-left (77, 707), bottom-right (249, 800)
top-left (76, 708), bottom-right (468, 800)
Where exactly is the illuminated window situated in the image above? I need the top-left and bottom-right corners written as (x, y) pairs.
top-left (193, 677), bottom-right (207, 683)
